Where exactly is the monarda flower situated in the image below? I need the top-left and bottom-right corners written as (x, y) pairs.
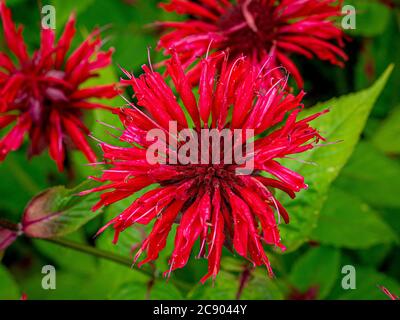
top-left (0, 2), bottom-right (118, 170)
top-left (157, 0), bottom-right (347, 87)
top-left (83, 51), bottom-right (327, 282)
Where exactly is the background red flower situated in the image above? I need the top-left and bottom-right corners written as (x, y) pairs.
top-left (157, 0), bottom-right (348, 87)
top-left (0, 1), bottom-right (118, 171)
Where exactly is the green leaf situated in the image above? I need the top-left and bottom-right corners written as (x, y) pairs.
top-left (0, 264), bottom-right (20, 300)
top-left (311, 188), bottom-right (398, 249)
top-left (372, 106), bottom-right (400, 154)
top-left (188, 269), bottom-right (285, 300)
top-left (32, 231), bottom-right (97, 275)
top-left (109, 279), bottom-right (185, 300)
top-left (150, 282), bottom-right (184, 300)
top-left (109, 279), bottom-right (183, 300)
top-left (20, 272), bottom-right (90, 300)
top-left (381, 207), bottom-right (400, 235)
top-left (109, 282), bottom-right (148, 300)
top-left (95, 185), bottom-right (168, 265)
top-left (289, 246), bottom-right (341, 299)
top-left (356, 244), bottom-right (393, 269)
top-left (89, 190), bottom-right (156, 297)
top-left (240, 272), bottom-right (286, 300)
top-left (279, 65), bottom-right (393, 252)
top-left (22, 181), bottom-right (101, 238)
top-left (187, 271), bottom-right (239, 300)
top-left (335, 268), bottom-right (400, 300)
top-left (335, 142), bottom-right (400, 208)
top-left (344, 0), bottom-right (390, 37)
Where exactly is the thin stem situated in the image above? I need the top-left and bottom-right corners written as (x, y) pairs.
top-left (0, 218), bottom-right (193, 292)
top-left (42, 237), bottom-right (193, 292)
top-left (236, 265), bottom-right (252, 300)
top-left (43, 237), bottom-right (153, 277)
top-left (0, 219), bottom-right (19, 231)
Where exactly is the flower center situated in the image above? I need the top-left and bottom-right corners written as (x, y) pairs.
top-left (217, 0), bottom-right (277, 56)
top-left (173, 163), bottom-right (238, 192)
top-left (157, 128), bottom-right (252, 190)
top-left (12, 67), bottom-right (70, 125)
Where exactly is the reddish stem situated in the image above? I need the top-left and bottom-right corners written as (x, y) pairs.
top-left (236, 265), bottom-right (252, 300)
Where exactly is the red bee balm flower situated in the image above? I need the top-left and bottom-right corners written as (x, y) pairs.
top-left (84, 52), bottom-right (328, 282)
top-left (0, 2), bottom-right (118, 170)
top-left (157, 0), bottom-right (347, 87)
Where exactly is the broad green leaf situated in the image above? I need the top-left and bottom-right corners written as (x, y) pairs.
top-left (32, 231), bottom-right (97, 275)
top-left (109, 282), bottom-right (148, 300)
top-left (240, 271), bottom-right (286, 300)
top-left (381, 207), bottom-right (400, 234)
top-left (356, 244), bottom-right (393, 269)
top-left (187, 271), bottom-right (239, 300)
top-left (334, 268), bottom-right (400, 300)
top-left (188, 270), bottom-right (284, 300)
top-left (150, 281), bottom-right (184, 300)
top-left (0, 264), bottom-right (20, 300)
top-left (289, 246), bottom-right (341, 299)
top-left (372, 106), bottom-right (400, 154)
top-left (92, 224), bottom-right (168, 297)
top-left (20, 272), bottom-right (90, 300)
top-left (90, 190), bottom-right (156, 296)
top-left (95, 219), bottom-right (182, 299)
top-left (82, 265), bottom-right (149, 300)
top-left (279, 65), bottom-right (393, 252)
top-left (220, 257), bottom-right (249, 273)
top-left (335, 142), bottom-right (400, 208)
top-left (96, 184), bottom-right (165, 263)
top-left (22, 181), bottom-right (101, 238)
top-left (311, 188), bottom-right (398, 249)
top-left (109, 280), bottom-right (184, 300)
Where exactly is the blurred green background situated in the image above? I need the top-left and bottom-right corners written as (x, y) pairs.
top-left (1, 0), bottom-right (400, 300)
